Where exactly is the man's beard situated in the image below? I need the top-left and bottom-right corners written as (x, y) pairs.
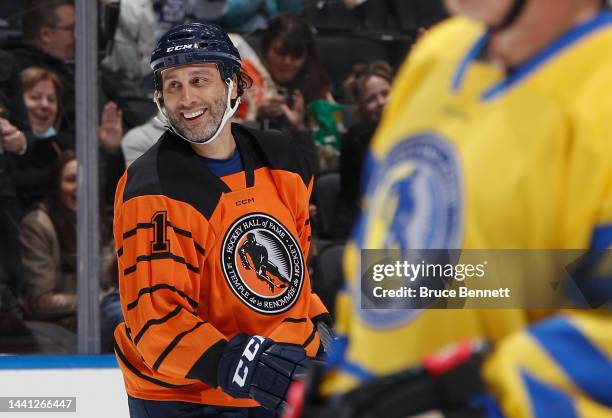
top-left (167, 94), bottom-right (227, 144)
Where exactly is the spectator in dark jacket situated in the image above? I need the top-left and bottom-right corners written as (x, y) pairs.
top-left (333, 60), bottom-right (393, 239)
top-left (254, 15), bottom-right (331, 174)
top-left (3, 0), bottom-right (76, 131)
top-left (0, 49), bottom-right (28, 299)
top-left (0, 115), bottom-right (27, 299)
top-left (12, 67), bottom-right (73, 210)
top-left (20, 151), bottom-right (77, 330)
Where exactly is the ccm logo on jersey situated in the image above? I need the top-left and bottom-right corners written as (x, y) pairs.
top-left (232, 336), bottom-right (265, 387)
top-left (235, 197), bottom-right (255, 206)
top-left (166, 44), bottom-right (197, 52)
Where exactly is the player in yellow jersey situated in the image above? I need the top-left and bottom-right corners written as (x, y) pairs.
top-left (286, 0), bottom-right (612, 417)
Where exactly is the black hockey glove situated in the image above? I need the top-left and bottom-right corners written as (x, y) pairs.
top-left (218, 334), bottom-right (310, 413)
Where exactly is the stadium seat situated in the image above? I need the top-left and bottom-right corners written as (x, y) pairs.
top-left (312, 242), bottom-right (345, 318)
top-left (387, 0), bottom-right (448, 32)
top-left (314, 172), bottom-right (341, 239)
top-left (303, 0), bottom-right (361, 33)
top-left (317, 35), bottom-right (399, 101)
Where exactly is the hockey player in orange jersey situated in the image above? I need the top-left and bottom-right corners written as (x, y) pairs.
top-left (113, 22), bottom-right (330, 418)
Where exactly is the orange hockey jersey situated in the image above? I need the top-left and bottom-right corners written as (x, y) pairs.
top-left (113, 123), bottom-right (328, 406)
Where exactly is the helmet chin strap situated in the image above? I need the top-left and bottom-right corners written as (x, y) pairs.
top-left (154, 79), bottom-right (240, 146)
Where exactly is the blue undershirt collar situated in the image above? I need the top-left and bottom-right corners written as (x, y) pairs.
top-left (199, 146), bottom-right (244, 177)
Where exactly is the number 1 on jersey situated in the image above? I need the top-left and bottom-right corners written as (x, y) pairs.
top-left (152, 211), bottom-right (170, 253)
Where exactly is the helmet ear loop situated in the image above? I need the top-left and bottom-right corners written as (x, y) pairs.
top-left (226, 78), bottom-right (241, 116)
top-left (153, 90), bottom-right (171, 125)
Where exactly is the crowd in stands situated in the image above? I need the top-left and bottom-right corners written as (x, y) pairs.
top-left (0, 0), bottom-right (441, 354)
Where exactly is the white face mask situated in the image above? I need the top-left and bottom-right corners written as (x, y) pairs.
top-left (33, 126), bottom-right (57, 139)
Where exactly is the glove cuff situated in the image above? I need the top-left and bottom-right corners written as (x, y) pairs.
top-left (217, 334), bottom-right (272, 399)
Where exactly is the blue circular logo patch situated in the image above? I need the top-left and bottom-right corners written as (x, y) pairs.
top-left (354, 133), bottom-right (463, 328)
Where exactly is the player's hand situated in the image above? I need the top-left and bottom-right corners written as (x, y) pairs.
top-left (98, 101), bottom-right (123, 152)
top-left (0, 117), bottom-right (27, 155)
top-left (218, 334), bottom-right (310, 413)
top-left (282, 90), bottom-right (305, 130)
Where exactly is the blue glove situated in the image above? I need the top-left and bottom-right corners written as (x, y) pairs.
top-left (218, 334), bottom-right (310, 412)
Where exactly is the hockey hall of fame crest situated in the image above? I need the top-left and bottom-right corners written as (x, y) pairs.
top-left (354, 133), bottom-right (464, 328)
top-left (221, 213), bottom-right (305, 314)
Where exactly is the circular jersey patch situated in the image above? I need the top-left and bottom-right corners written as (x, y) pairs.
top-left (359, 134), bottom-right (463, 251)
top-left (221, 213), bottom-right (304, 314)
top-left (354, 133), bottom-right (463, 328)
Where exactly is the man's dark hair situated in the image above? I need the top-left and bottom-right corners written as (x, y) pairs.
top-left (235, 68), bottom-right (253, 98)
top-left (22, 0), bottom-right (73, 41)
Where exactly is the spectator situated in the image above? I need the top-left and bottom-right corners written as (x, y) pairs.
top-left (20, 150), bottom-right (77, 330)
top-left (100, 0), bottom-right (158, 130)
top-left (10, 65), bottom-right (123, 213)
top-left (121, 113), bottom-right (165, 167)
top-left (11, 67), bottom-right (73, 210)
top-left (343, 61), bottom-right (392, 126)
top-left (4, 1), bottom-right (125, 153)
top-left (0, 282), bottom-right (77, 354)
top-left (333, 60), bottom-right (392, 239)
top-left (102, 0), bottom-right (155, 81)
top-left (239, 15), bottom-right (330, 173)
top-left (0, 283), bottom-right (38, 353)
top-left (151, 0), bottom-right (304, 38)
top-left (0, 49), bottom-right (29, 130)
top-left (258, 15), bottom-right (328, 128)
top-left (22, 67), bottom-right (64, 137)
top-left (100, 250), bottom-right (122, 354)
top-left (214, 0), bottom-right (305, 33)
top-left (0, 113), bottom-right (27, 300)
top-left (97, 101), bottom-right (123, 152)
top-left (4, 0), bottom-right (76, 131)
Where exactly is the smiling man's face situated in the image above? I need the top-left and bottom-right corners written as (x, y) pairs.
top-left (162, 64), bottom-right (229, 143)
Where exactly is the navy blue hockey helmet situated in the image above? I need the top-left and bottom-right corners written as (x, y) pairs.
top-left (150, 23), bottom-right (242, 93)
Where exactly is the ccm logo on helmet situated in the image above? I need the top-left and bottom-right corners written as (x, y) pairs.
top-left (166, 44), bottom-right (197, 53)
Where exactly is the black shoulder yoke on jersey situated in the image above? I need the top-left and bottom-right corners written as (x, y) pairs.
top-left (122, 123), bottom-right (312, 220)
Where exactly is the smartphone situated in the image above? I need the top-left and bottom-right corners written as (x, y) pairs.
top-left (276, 86), bottom-right (289, 98)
